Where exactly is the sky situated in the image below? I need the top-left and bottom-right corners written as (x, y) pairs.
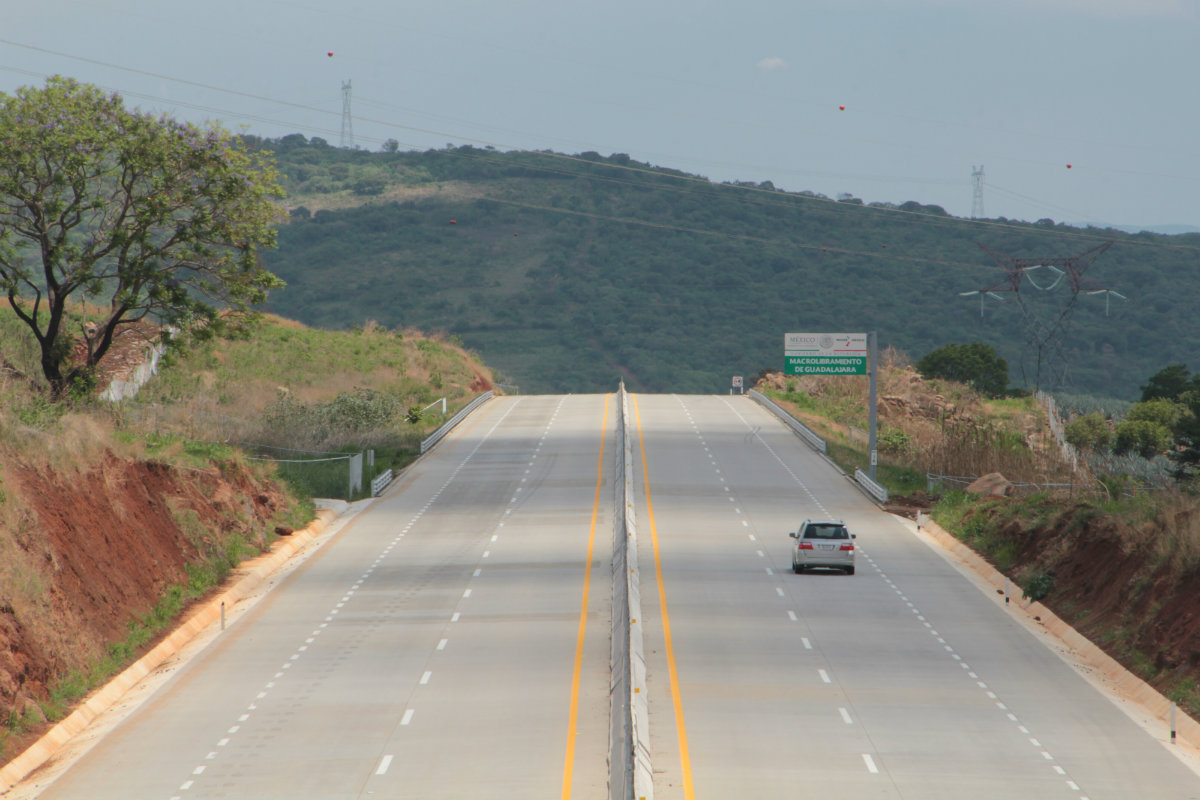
top-left (3, 0), bottom-right (1198, 230)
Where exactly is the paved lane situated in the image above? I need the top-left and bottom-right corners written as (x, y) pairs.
top-left (34, 394), bottom-right (614, 800)
top-left (632, 393), bottom-right (1200, 800)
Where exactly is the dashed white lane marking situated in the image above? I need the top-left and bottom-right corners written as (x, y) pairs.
top-left (863, 754), bottom-right (879, 774)
top-left (420, 671), bottom-right (432, 685)
top-left (376, 755), bottom-right (394, 775)
top-left (788, 611), bottom-right (798, 622)
top-left (839, 707), bottom-right (853, 724)
top-left (437, 638), bottom-right (448, 650)
top-left (451, 612), bottom-right (461, 622)
top-left (401, 709), bottom-right (415, 726)
top-left (801, 637), bottom-right (812, 649)
top-left (818, 669), bottom-right (832, 684)
top-left (876, 520), bottom-right (1093, 800)
top-left (775, 587), bottom-right (785, 597)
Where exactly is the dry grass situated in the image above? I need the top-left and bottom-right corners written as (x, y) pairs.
top-left (764, 360), bottom-right (1076, 487)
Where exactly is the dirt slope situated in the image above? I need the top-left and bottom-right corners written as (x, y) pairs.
top-left (0, 451), bottom-right (290, 763)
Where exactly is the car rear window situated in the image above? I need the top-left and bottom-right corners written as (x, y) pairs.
top-left (804, 524), bottom-right (847, 539)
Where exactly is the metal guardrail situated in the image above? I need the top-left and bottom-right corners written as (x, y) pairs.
top-left (370, 468), bottom-right (393, 497)
top-left (854, 468), bottom-right (889, 504)
top-left (420, 391), bottom-right (495, 454)
top-left (748, 390), bottom-right (827, 454)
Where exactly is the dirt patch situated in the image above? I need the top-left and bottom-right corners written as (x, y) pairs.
top-left (0, 452), bottom-right (289, 765)
top-left (884, 491), bottom-right (936, 520)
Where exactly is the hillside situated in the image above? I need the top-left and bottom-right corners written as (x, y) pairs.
top-left (0, 312), bottom-right (496, 763)
top-left (250, 135), bottom-right (1200, 399)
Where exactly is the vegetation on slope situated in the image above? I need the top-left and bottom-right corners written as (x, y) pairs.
top-left (250, 135), bottom-right (1200, 399)
top-left (0, 310), bottom-right (495, 763)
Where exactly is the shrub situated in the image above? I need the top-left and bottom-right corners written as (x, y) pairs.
top-left (1114, 419), bottom-right (1172, 459)
top-left (1065, 412), bottom-right (1112, 452)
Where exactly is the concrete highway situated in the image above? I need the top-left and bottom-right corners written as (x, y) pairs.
top-left (33, 395), bottom-right (615, 799)
top-left (22, 392), bottom-right (1200, 799)
top-left (631, 393), bottom-right (1200, 799)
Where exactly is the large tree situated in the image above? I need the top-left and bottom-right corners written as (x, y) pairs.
top-left (915, 341), bottom-right (1010, 398)
top-left (0, 77), bottom-right (285, 398)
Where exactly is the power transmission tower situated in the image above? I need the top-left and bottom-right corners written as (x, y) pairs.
top-left (971, 165), bottom-right (985, 219)
top-left (340, 80), bottom-right (354, 149)
top-left (963, 240), bottom-right (1119, 391)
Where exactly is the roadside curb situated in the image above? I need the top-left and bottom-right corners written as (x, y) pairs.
top-left (0, 508), bottom-right (339, 793)
top-left (912, 516), bottom-right (1200, 755)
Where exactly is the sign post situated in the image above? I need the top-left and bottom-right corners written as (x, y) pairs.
top-left (784, 331), bottom-right (879, 480)
top-left (868, 331), bottom-right (878, 481)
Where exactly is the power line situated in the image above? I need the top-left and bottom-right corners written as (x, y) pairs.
top-left (2, 40), bottom-right (1198, 258)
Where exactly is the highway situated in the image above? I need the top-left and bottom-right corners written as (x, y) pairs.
top-left (631, 393), bottom-right (1200, 799)
top-left (33, 395), bottom-right (615, 799)
top-left (23, 392), bottom-right (1200, 799)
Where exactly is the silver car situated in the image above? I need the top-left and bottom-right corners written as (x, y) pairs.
top-left (790, 520), bottom-right (855, 575)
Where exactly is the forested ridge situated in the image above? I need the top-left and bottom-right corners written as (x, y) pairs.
top-left (252, 134), bottom-right (1200, 397)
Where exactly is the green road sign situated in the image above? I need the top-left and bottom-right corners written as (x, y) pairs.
top-left (785, 355), bottom-right (867, 375)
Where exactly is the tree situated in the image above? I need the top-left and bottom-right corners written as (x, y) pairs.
top-left (1139, 364), bottom-right (1197, 402)
top-left (0, 77), bottom-right (285, 398)
top-left (916, 342), bottom-right (1009, 397)
top-left (1125, 398), bottom-right (1185, 433)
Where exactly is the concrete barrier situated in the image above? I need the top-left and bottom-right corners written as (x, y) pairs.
top-left (609, 385), bottom-right (652, 800)
top-left (0, 508), bottom-right (340, 792)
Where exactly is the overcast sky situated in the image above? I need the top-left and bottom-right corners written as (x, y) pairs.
top-left (3, 0), bottom-right (1197, 229)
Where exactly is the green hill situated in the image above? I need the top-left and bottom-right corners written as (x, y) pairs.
top-left (251, 135), bottom-right (1200, 398)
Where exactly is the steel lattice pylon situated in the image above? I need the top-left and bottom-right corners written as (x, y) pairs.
top-left (960, 240), bottom-right (1121, 390)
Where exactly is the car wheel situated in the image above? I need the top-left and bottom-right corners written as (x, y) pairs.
top-left (793, 563), bottom-right (804, 574)
top-left (845, 566), bottom-right (855, 575)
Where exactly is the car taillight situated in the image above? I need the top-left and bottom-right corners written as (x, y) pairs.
top-left (798, 542), bottom-right (814, 550)
top-left (839, 543), bottom-right (855, 551)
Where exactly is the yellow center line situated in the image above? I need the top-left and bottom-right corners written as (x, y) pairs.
top-left (562, 393), bottom-right (610, 800)
top-left (634, 394), bottom-right (695, 800)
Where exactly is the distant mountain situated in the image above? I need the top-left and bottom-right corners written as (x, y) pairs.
top-left (1126, 224), bottom-right (1200, 236)
top-left (251, 135), bottom-right (1200, 399)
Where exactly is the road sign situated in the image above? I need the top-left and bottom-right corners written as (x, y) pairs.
top-left (784, 332), bottom-right (867, 357)
top-left (785, 355), bottom-right (867, 375)
top-left (732, 376), bottom-right (743, 388)
top-left (784, 332), bottom-right (868, 375)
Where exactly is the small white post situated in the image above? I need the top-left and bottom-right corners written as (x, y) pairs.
top-left (221, 601), bottom-right (226, 630)
top-left (1005, 578), bottom-right (1010, 605)
top-left (1171, 701), bottom-right (1177, 744)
